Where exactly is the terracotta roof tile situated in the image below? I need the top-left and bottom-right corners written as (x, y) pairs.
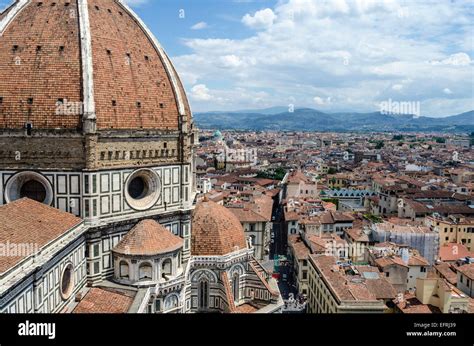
top-left (439, 243), bottom-right (474, 262)
top-left (73, 288), bottom-right (135, 314)
top-left (457, 263), bottom-right (474, 280)
top-left (113, 219), bottom-right (183, 256)
top-left (288, 235), bottom-right (310, 260)
top-left (309, 255), bottom-right (378, 302)
top-left (395, 294), bottom-right (441, 313)
top-left (235, 303), bottom-right (258, 313)
top-left (434, 262), bottom-right (457, 285)
top-left (375, 256), bottom-right (409, 269)
top-left (191, 200), bottom-right (247, 256)
top-left (0, 198), bottom-right (82, 274)
top-left (228, 207), bottom-right (267, 223)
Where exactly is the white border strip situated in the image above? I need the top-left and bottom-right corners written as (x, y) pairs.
top-left (78, 0), bottom-right (96, 132)
top-left (0, 0), bottom-right (30, 37)
top-left (117, 0), bottom-right (186, 116)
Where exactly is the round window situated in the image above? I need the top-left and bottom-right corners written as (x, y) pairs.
top-left (124, 169), bottom-right (161, 211)
top-left (60, 263), bottom-right (75, 300)
top-left (128, 176), bottom-right (147, 200)
top-left (4, 171), bottom-right (53, 205)
top-left (20, 180), bottom-right (47, 202)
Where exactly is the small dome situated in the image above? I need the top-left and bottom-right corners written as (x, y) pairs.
top-left (191, 199), bottom-right (247, 256)
top-left (113, 219), bottom-right (183, 256)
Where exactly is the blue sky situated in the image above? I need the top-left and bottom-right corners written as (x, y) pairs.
top-left (2, 0), bottom-right (473, 116)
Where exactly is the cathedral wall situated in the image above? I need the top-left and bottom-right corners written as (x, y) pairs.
top-left (0, 236), bottom-right (87, 313)
top-left (0, 164), bottom-right (192, 219)
top-left (85, 133), bottom-right (183, 170)
top-left (0, 133), bottom-right (86, 170)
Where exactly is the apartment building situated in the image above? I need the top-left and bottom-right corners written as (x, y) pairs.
top-left (307, 255), bottom-right (389, 313)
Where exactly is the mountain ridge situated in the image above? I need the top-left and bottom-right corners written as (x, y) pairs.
top-left (193, 108), bottom-right (474, 132)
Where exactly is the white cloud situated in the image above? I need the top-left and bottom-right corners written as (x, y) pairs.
top-left (219, 55), bottom-right (244, 68)
top-left (314, 96), bottom-right (331, 106)
top-left (242, 8), bottom-right (277, 29)
top-left (173, 0), bottom-right (473, 115)
top-left (443, 88), bottom-right (453, 95)
top-left (392, 84), bottom-right (403, 91)
top-left (190, 84), bottom-right (213, 101)
top-left (191, 22), bottom-right (208, 30)
top-left (431, 52), bottom-right (471, 66)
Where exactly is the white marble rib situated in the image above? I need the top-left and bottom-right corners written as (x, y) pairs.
top-left (0, 0), bottom-right (30, 37)
top-left (78, 0), bottom-right (97, 133)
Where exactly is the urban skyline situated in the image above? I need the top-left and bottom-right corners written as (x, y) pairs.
top-left (0, 1), bottom-right (472, 344)
top-left (114, 0), bottom-right (472, 116)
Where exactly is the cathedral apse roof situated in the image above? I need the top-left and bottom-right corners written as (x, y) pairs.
top-left (191, 199), bottom-right (248, 256)
top-left (113, 219), bottom-right (183, 256)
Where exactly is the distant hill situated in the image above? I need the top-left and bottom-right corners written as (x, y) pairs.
top-left (194, 108), bottom-right (474, 132)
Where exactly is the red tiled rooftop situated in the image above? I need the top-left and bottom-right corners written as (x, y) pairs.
top-left (288, 235), bottom-right (310, 260)
top-left (235, 303), bottom-right (259, 313)
top-left (113, 219), bottom-right (183, 256)
top-left (457, 263), bottom-right (474, 281)
top-left (72, 288), bottom-right (135, 314)
top-left (395, 294), bottom-right (441, 314)
top-left (309, 255), bottom-right (378, 302)
top-left (192, 199), bottom-right (247, 256)
top-left (434, 262), bottom-right (458, 285)
top-left (439, 243), bottom-right (474, 262)
top-left (0, 198), bottom-right (82, 274)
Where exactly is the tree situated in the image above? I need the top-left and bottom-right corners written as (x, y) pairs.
top-left (257, 167), bottom-right (286, 181)
top-left (363, 214), bottom-right (383, 223)
top-left (322, 198), bottom-right (339, 209)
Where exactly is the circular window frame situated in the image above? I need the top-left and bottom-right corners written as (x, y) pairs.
top-left (4, 171), bottom-right (54, 205)
top-left (60, 262), bottom-right (75, 301)
top-left (124, 169), bottom-right (161, 211)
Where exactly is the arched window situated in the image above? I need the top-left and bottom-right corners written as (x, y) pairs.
top-left (119, 261), bottom-right (129, 279)
top-left (139, 262), bottom-right (153, 280)
top-left (232, 273), bottom-right (240, 302)
top-left (198, 280), bottom-right (209, 310)
top-left (164, 295), bottom-right (179, 310)
top-left (162, 258), bottom-right (172, 277)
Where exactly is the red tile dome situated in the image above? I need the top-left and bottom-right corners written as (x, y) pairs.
top-left (113, 219), bottom-right (183, 256)
top-left (191, 199), bottom-right (248, 256)
top-left (0, 0), bottom-right (191, 131)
